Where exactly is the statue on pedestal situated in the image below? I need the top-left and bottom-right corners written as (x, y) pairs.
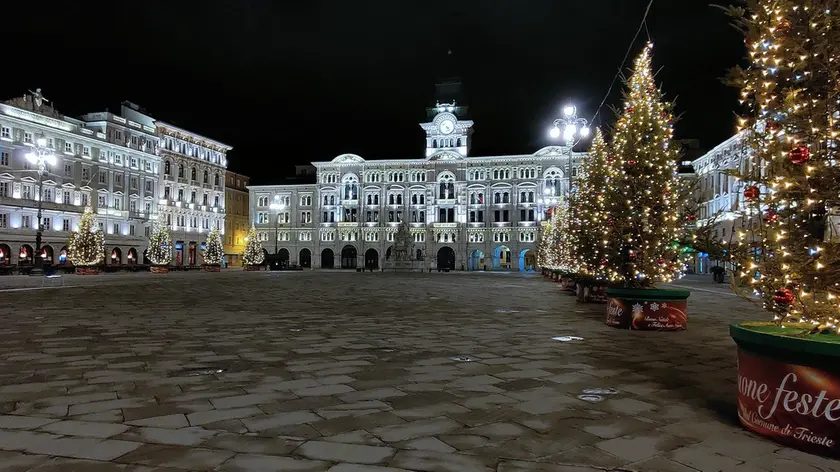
top-left (386, 219), bottom-right (414, 271)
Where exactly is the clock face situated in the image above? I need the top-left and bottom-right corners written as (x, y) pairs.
top-left (439, 119), bottom-right (455, 135)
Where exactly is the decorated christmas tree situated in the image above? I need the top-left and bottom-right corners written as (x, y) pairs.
top-left (203, 227), bottom-right (224, 265)
top-left (570, 128), bottom-right (611, 278)
top-left (603, 43), bottom-right (684, 288)
top-left (725, 0), bottom-right (840, 332)
top-left (537, 207), bottom-right (560, 269)
top-left (147, 214), bottom-right (172, 265)
top-left (242, 225), bottom-right (265, 266)
top-left (68, 206), bottom-right (105, 266)
top-left (537, 200), bottom-right (573, 271)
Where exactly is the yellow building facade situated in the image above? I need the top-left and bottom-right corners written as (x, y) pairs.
top-left (224, 171), bottom-right (250, 266)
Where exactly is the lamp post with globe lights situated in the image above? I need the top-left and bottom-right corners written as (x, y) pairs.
top-left (25, 135), bottom-right (57, 273)
top-left (269, 196), bottom-right (285, 255)
top-left (549, 105), bottom-right (590, 203)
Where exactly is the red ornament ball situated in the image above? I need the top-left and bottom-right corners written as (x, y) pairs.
top-left (764, 209), bottom-right (780, 223)
top-left (774, 289), bottom-right (795, 305)
top-left (686, 214), bottom-right (696, 222)
top-left (743, 186), bottom-right (760, 201)
top-left (627, 160), bottom-right (637, 166)
top-left (657, 258), bottom-right (666, 265)
top-left (789, 145), bottom-right (811, 165)
top-left (626, 107), bottom-right (634, 114)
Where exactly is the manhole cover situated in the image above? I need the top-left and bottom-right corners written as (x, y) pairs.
top-left (171, 368), bottom-right (226, 377)
top-left (449, 355), bottom-right (476, 362)
top-left (552, 336), bottom-right (585, 342)
top-left (582, 388), bottom-right (620, 395)
top-left (577, 394), bottom-right (604, 403)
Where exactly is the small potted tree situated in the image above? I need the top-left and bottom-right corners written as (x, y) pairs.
top-left (602, 43), bottom-right (690, 331)
top-left (202, 227), bottom-right (224, 272)
top-left (68, 206), bottom-right (105, 274)
top-left (723, 1), bottom-right (840, 456)
top-left (147, 214), bottom-right (172, 273)
top-left (242, 225), bottom-right (264, 271)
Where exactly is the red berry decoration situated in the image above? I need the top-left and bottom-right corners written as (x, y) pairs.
top-left (764, 209), bottom-right (780, 223)
top-left (774, 289), bottom-right (795, 305)
top-left (686, 214), bottom-right (696, 222)
top-left (743, 186), bottom-right (760, 201)
top-left (789, 145), bottom-right (810, 165)
top-left (626, 107), bottom-right (634, 114)
top-left (657, 258), bottom-right (666, 265)
top-left (627, 160), bottom-right (637, 166)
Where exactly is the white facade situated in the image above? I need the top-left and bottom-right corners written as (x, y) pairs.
top-left (249, 109), bottom-right (587, 271)
top-left (691, 131), bottom-right (752, 272)
top-left (156, 122), bottom-right (230, 266)
top-left (0, 94), bottom-right (162, 266)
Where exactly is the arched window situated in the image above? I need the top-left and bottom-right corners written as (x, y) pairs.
top-left (457, 138), bottom-right (462, 146)
top-left (396, 194), bottom-right (402, 205)
top-left (164, 160), bottom-right (171, 175)
top-left (419, 194), bottom-right (425, 204)
top-left (494, 192), bottom-right (501, 204)
top-left (191, 167), bottom-right (196, 180)
top-left (374, 195), bottom-right (379, 205)
top-left (367, 195), bottom-right (372, 205)
top-left (203, 170), bottom-right (208, 183)
top-left (432, 139), bottom-right (437, 148)
top-left (330, 195), bottom-right (336, 205)
top-left (324, 195), bottom-right (329, 205)
top-left (214, 172), bottom-right (220, 185)
top-left (178, 164), bottom-right (184, 178)
top-left (389, 194), bottom-right (395, 205)
top-left (520, 192), bottom-right (526, 202)
top-left (412, 194), bottom-right (418, 205)
top-left (503, 192), bottom-right (510, 203)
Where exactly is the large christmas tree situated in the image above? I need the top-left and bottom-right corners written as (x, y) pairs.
top-left (726, 0), bottom-right (840, 331)
top-left (243, 225), bottom-right (265, 266)
top-left (604, 43), bottom-right (684, 288)
top-left (68, 206), bottom-right (105, 266)
top-left (203, 227), bottom-right (224, 265)
top-left (147, 214), bottom-right (172, 265)
top-left (570, 128), bottom-right (611, 278)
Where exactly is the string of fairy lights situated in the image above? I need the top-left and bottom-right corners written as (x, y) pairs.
top-left (730, 0), bottom-right (840, 332)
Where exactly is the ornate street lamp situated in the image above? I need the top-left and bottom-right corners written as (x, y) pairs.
top-left (269, 196), bottom-right (285, 255)
top-left (549, 104), bottom-right (590, 202)
top-left (25, 135), bottom-right (56, 274)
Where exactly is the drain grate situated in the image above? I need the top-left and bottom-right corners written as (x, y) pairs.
top-left (449, 355), bottom-right (476, 362)
top-left (577, 394), bottom-right (604, 403)
top-left (552, 336), bottom-right (584, 342)
top-left (170, 368), bottom-right (226, 377)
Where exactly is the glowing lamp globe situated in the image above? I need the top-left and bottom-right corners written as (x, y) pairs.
top-left (549, 127), bottom-right (561, 139)
top-left (580, 127), bottom-right (590, 138)
top-left (563, 105), bottom-right (576, 117)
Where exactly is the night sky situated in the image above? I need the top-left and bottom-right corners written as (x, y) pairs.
top-left (4, 0), bottom-right (743, 184)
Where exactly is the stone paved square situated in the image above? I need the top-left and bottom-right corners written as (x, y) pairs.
top-left (0, 270), bottom-right (837, 471)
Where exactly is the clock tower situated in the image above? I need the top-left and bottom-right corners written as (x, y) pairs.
top-left (420, 81), bottom-right (474, 157)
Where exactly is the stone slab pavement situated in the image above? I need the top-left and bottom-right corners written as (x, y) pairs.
top-left (0, 270), bottom-right (835, 472)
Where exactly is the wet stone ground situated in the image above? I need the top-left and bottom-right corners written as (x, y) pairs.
top-left (0, 270), bottom-right (835, 471)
